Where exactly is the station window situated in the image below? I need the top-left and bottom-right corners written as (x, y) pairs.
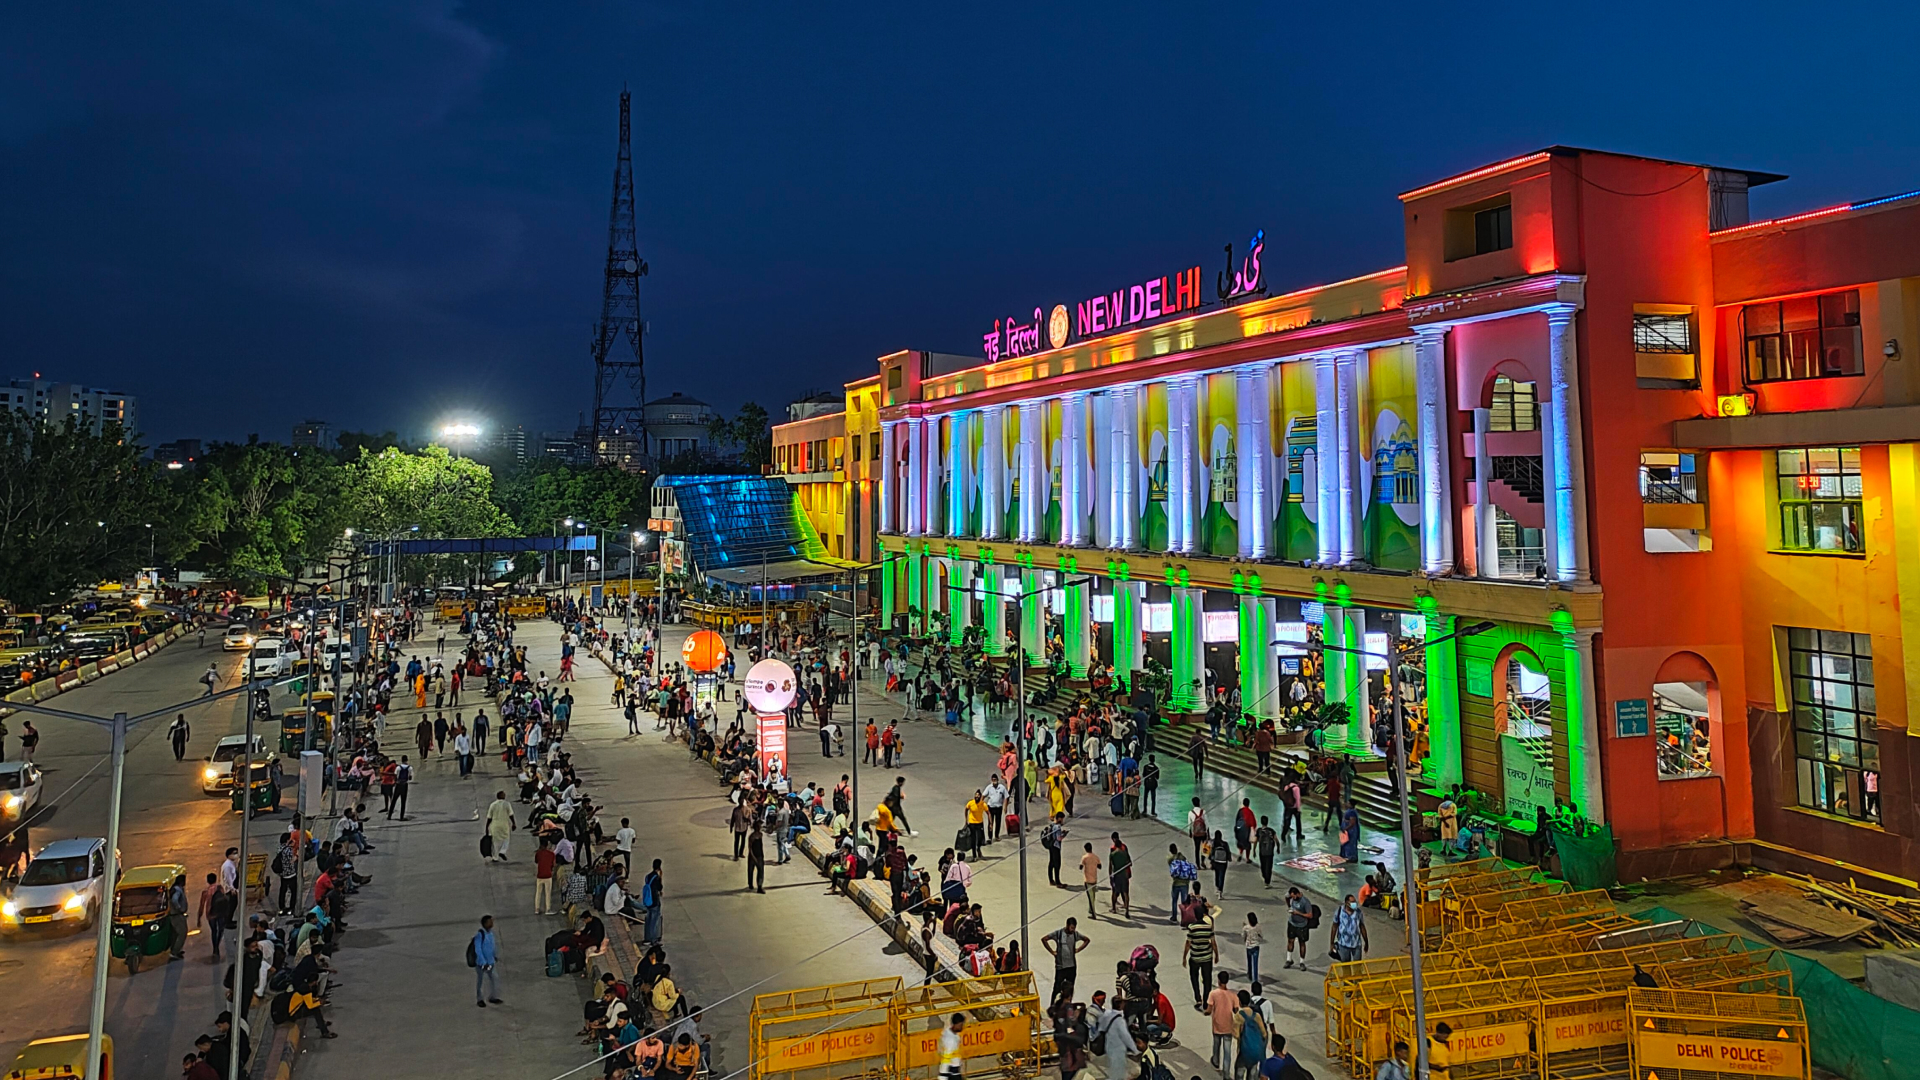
top-left (1633, 312), bottom-right (1694, 354)
top-left (1788, 627), bottom-right (1879, 823)
top-left (1473, 203), bottom-right (1513, 256)
top-left (1775, 447), bottom-right (1863, 554)
top-left (1743, 289), bottom-right (1863, 383)
top-left (1487, 376), bottom-right (1538, 432)
top-left (1443, 194), bottom-right (1514, 262)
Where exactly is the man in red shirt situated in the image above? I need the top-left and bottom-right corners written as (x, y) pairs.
top-left (311, 868), bottom-right (334, 909)
top-left (534, 839), bottom-right (559, 914)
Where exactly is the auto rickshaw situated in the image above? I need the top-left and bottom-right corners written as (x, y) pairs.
top-left (109, 863), bottom-right (184, 973)
top-left (229, 761), bottom-right (281, 816)
top-left (6, 1032), bottom-right (113, 1079)
top-left (279, 708), bottom-right (332, 755)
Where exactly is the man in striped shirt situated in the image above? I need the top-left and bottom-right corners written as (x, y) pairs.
top-left (1182, 898), bottom-right (1216, 1007)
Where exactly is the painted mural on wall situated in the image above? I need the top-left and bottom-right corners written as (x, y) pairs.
top-left (1276, 359), bottom-right (1320, 561)
top-left (1139, 382), bottom-right (1170, 551)
top-left (1202, 372), bottom-right (1238, 556)
top-left (1366, 345), bottom-right (1421, 570)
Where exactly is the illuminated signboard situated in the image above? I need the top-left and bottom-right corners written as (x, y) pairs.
top-left (1364, 631), bottom-right (1390, 670)
top-left (1142, 602), bottom-right (1173, 633)
top-left (982, 233), bottom-right (1259, 361)
top-left (756, 712), bottom-right (788, 781)
top-left (1203, 611), bottom-right (1238, 643)
top-left (1091, 594), bottom-right (1115, 623)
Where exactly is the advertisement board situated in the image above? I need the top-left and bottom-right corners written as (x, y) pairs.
top-left (757, 712), bottom-right (788, 781)
top-left (743, 658), bottom-right (798, 714)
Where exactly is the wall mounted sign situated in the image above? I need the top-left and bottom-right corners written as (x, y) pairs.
top-left (1614, 698), bottom-right (1650, 738)
top-left (1217, 229), bottom-right (1266, 303)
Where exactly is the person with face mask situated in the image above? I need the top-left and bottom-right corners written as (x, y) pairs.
top-left (1332, 892), bottom-right (1368, 962)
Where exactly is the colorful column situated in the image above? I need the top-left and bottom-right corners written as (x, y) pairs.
top-left (1063, 573), bottom-right (1091, 678)
top-left (1019, 566), bottom-right (1045, 667)
top-left (880, 546), bottom-right (899, 627)
top-left (923, 418), bottom-right (944, 538)
top-left (981, 407), bottom-right (1005, 540)
top-left (1335, 349), bottom-right (1364, 565)
top-left (879, 422), bottom-right (896, 535)
top-left (1419, 605), bottom-right (1462, 790)
top-left (1545, 306), bottom-right (1592, 585)
top-left (1314, 354), bottom-right (1339, 565)
top-left (905, 548), bottom-right (925, 635)
top-left (1091, 393), bottom-right (1113, 548)
top-left (1112, 386), bottom-right (1139, 550)
top-left (1237, 366), bottom-right (1273, 560)
top-left (980, 561), bottom-right (1006, 656)
top-left (947, 558), bottom-right (972, 646)
top-left (905, 418), bottom-right (924, 536)
top-left (1169, 584), bottom-right (1206, 713)
top-left (1321, 602), bottom-right (1369, 753)
top-left (947, 414), bottom-right (969, 539)
top-left (1017, 402), bottom-right (1042, 542)
top-left (1111, 575), bottom-right (1144, 691)
top-left (1061, 392), bottom-right (1089, 546)
top-left (1238, 590), bottom-right (1279, 722)
top-left (1891, 444), bottom-right (1920, 731)
top-left (1472, 407), bottom-right (1498, 577)
top-left (1555, 610), bottom-right (1605, 822)
top-left (1414, 326), bottom-right (1455, 574)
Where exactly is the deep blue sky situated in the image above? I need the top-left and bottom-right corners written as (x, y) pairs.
top-left (6, 3), bottom-right (1918, 445)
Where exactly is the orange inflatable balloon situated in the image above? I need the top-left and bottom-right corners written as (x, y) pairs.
top-left (681, 629), bottom-right (728, 673)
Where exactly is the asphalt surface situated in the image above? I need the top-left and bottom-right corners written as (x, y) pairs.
top-left (0, 634), bottom-right (287, 1073)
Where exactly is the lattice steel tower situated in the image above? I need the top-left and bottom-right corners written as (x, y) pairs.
top-left (590, 88), bottom-right (649, 464)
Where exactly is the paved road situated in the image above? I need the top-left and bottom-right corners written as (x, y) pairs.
top-left (0, 634), bottom-right (295, 1070)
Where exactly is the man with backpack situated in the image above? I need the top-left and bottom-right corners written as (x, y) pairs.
top-left (1040, 814), bottom-right (1066, 886)
top-left (469, 914), bottom-right (501, 1006)
top-left (1284, 887), bottom-right (1314, 970)
top-left (1087, 990), bottom-right (1136, 1080)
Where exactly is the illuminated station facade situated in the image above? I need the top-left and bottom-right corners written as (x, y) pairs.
top-left (784, 145), bottom-right (1920, 884)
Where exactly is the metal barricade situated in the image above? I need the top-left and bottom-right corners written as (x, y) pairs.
top-left (1434, 870), bottom-right (1538, 940)
top-left (892, 972), bottom-right (1043, 1080)
top-left (1626, 988), bottom-right (1809, 1080)
top-left (1324, 952), bottom-right (1483, 1066)
top-left (749, 977), bottom-right (902, 1080)
top-left (1658, 952), bottom-right (1793, 996)
top-left (1500, 889), bottom-right (1615, 928)
top-left (1346, 967), bottom-right (1500, 1073)
top-left (1390, 978), bottom-right (1546, 1080)
top-left (1531, 968), bottom-right (1636, 1080)
top-left (1459, 883), bottom-right (1558, 932)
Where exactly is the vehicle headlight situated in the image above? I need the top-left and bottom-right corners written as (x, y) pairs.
top-left (62, 894), bottom-right (85, 911)
top-left (1, 901), bottom-right (16, 919)
top-left (204, 767), bottom-right (219, 780)
top-left (3, 795), bottom-right (19, 810)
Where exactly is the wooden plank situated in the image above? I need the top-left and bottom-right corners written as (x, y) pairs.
top-left (1740, 894), bottom-right (1873, 940)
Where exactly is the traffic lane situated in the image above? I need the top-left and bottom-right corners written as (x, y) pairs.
top-left (0, 639), bottom-right (273, 1067)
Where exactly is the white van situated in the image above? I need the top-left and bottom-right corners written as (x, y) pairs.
top-left (246, 638), bottom-right (298, 677)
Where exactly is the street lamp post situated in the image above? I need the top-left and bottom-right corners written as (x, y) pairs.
top-left (1317, 617), bottom-right (1493, 1080)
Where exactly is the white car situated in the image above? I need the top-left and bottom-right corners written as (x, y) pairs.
top-left (202, 734), bottom-right (272, 793)
top-left (0, 763), bottom-right (43, 821)
top-left (222, 624), bottom-right (254, 651)
top-left (246, 638), bottom-right (298, 677)
top-left (2, 838), bottom-right (115, 932)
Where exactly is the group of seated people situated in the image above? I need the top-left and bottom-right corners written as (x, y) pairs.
top-left (576, 944), bottom-right (710, 1078)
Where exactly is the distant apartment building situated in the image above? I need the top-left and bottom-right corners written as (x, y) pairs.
top-left (488, 425), bottom-right (528, 463)
top-left (3, 378), bottom-right (137, 438)
top-left (290, 419), bottom-right (338, 450)
top-left (154, 438), bottom-right (202, 469)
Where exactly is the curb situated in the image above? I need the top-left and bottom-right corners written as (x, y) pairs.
top-left (0, 624), bottom-right (188, 718)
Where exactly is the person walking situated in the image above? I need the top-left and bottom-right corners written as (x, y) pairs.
top-left (200, 664), bottom-right (218, 698)
top-left (168, 714), bottom-right (191, 761)
top-left (1254, 817), bottom-right (1278, 888)
top-left (454, 728), bottom-right (472, 777)
top-left (1280, 779), bottom-right (1304, 844)
top-left (414, 716), bottom-right (433, 761)
top-left (165, 873), bottom-right (190, 961)
top-left (1184, 901), bottom-right (1217, 1007)
top-left (1205, 971), bottom-right (1237, 1071)
top-left (1107, 834), bottom-right (1132, 918)
top-left (1141, 755), bottom-right (1160, 815)
top-left (1284, 887), bottom-right (1312, 970)
top-left (392, 756), bottom-right (413, 819)
top-left (1242, 912), bottom-right (1265, 985)
top-left (1041, 814), bottom-right (1066, 887)
top-left (470, 915), bottom-right (502, 1006)
top-left (1078, 843), bottom-right (1101, 917)
top-left (730, 799), bottom-right (753, 860)
top-left (18, 722), bottom-right (36, 763)
top-left (1042, 918), bottom-right (1089, 1000)
top-left (473, 710), bottom-right (489, 754)
top-left (965, 791), bottom-right (987, 860)
top-left (641, 859), bottom-right (664, 944)
top-left (1333, 893), bottom-right (1368, 962)
top-left (1209, 830), bottom-right (1232, 895)
top-left (1089, 990), bottom-right (1136, 1080)
top-left (746, 823), bottom-right (766, 893)
top-left (486, 790), bottom-right (515, 862)
top-left (613, 818), bottom-right (636, 873)
top-left (1187, 799), bottom-right (1209, 863)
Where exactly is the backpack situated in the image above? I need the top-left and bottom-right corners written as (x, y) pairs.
top-left (1089, 1012), bottom-right (1111, 1056)
top-left (466, 937), bottom-right (478, 968)
top-left (1307, 904), bottom-right (1322, 930)
top-left (269, 990), bottom-right (295, 1025)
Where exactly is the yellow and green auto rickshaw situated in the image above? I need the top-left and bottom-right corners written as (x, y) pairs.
top-left (229, 761), bottom-right (281, 816)
top-left (109, 863), bottom-right (184, 973)
top-left (279, 709), bottom-right (332, 756)
top-left (6, 1032), bottom-right (113, 1079)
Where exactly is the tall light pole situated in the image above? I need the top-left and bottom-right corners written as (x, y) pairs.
top-left (0, 676), bottom-right (280, 1080)
top-left (1317, 617), bottom-right (1493, 1080)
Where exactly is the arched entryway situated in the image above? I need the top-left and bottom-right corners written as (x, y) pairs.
top-left (1652, 651), bottom-right (1720, 780)
top-left (1491, 643), bottom-right (1558, 819)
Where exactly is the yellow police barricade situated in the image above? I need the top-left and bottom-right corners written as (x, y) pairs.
top-left (1434, 870), bottom-right (1538, 940)
top-left (1626, 988), bottom-right (1809, 1080)
top-left (1324, 952), bottom-right (1484, 1066)
top-left (1458, 883), bottom-right (1558, 932)
top-left (1498, 889), bottom-right (1615, 929)
top-left (1530, 968), bottom-right (1637, 1080)
top-left (1658, 952), bottom-right (1793, 996)
top-left (1447, 911), bottom-right (1636, 958)
top-left (1346, 967), bottom-right (1499, 1074)
top-left (893, 972), bottom-right (1043, 1080)
top-left (1411, 858), bottom-right (1508, 941)
top-left (1390, 978), bottom-right (1546, 1080)
top-left (749, 977), bottom-right (902, 1080)
top-left (1467, 932), bottom-right (1590, 969)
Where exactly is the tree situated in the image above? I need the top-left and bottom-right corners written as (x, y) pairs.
top-left (182, 441), bottom-right (353, 590)
top-left (705, 402), bottom-right (772, 469)
top-left (493, 459), bottom-right (655, 581)
top-left (0, 416), bottom-right (177, 607)
top-left (343, 446), bottom-right (516, 584)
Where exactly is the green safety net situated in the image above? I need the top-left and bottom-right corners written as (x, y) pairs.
top-left (1548, 821), bottom-right (1618, 890)
top-left (1635, 906), bottom-right (1920, 1080)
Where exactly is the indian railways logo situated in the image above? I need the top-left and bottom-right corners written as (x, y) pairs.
top-left (1048, 304), bottom-right (1070, 350)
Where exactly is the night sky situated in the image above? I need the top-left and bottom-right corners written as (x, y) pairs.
top-left (7, 3), bottom-right (1918, 446)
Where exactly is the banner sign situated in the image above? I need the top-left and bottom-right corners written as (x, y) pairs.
top-left (764, 1024), bottom-right (890, 1071)
top-left (1445, 1021), bottom-right (1533, 1063)
top-left (1543, 997), bottom-right (1629, 1052)
top-left (756, 712), bottom-right (788, 781)
top-left (1635, 1029), bottom-right (1803, 1077)
top-left (903, 1016), bottom-right (1032, 1068)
